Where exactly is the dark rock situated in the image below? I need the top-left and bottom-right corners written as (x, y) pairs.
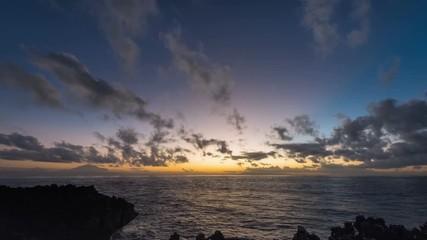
top-left (293, 226), bottom-right (320, 240)
top-left (329, 222), bottom-right (355, 240)
top-left (421, 222), bottom-right (427, 235)
top-left (0, 184), bottom-right (138, 240)
top-left (330, 215), bottom-right (427, 240)
top-left (196, 233), bottom-right (206, 240)
top-left (170, 232), bottom-right (180, 240)
top-left (208, 230), bottom-right (226, 240)
top-left (174, 216), bottom-right (427, 240)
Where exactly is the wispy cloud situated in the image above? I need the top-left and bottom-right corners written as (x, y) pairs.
top-left (163, 27), bottom-right (233, 106)
top-left (271, 126), bottom-right (293, 141)
top-left (301, 0), bottom-right (340, 55)
top-left (269, 114), bottom-right (319, 142)
top-left (347, 0), bottom-right (371, 47)
top-left (29, 49), bottom-right (173, 130)
top-left (300, 0), bottom-right (372, 55)
top-left (378, 57), bottom-right (401, 83)
top-left (0, 63), bottom-right (63, 108)
top-left (89, 0), bottom-right (158, 71)
top-left (178, 127), bottom-right (232, 156)
top-left (226, 108), bottom-right (246, 134)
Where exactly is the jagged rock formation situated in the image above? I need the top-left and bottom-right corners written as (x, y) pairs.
top-left (169, 216), bottom-right (427, 240)
top-left (329, 215), bottom-right (427, 240)
top-left (293, 226), bottom-right (320, 240)
top-left (0, 184), bottom-right (138, 240)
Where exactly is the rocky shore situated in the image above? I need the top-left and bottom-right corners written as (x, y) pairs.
top-left (0, 184), bottom-right (138, 240)
top-left (169, 216), bottom-right (427, 240)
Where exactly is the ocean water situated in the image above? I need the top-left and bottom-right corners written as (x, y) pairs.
top-left (1, 176), bottom-right (427, 240)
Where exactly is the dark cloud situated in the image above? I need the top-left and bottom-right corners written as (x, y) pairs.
top-left (0, 128), bottom-right (189, 167)
top-left (131, 145), bottom-right (189, 167)
top-left (0, 133), bottom-right (118, 164)
top-left (212, 81), bottom-right (232, 106)
top-left (98, 128), bottom-right (188, 166)
top-left (0, 132), bottom-right (44, 151)
top-left (163, 27), bottom-right (233, 105)
top-left (89, 0), bottom-right (157, 71)
top-left (116, 127), bottom-right (139, 145)
top-left (0, 63), bottom-right (63, 108)
top-left (226, 108), bottom-right (246, 134)
top-left (271, 126), bottom-right (293, 141)
top-left (286, 114), bottom-right (318, 137)
top-left (271, 143), bottom-right (331, 163)
top-left (231, 151), bottom-right (277, 161)
top-left (269, 114), bottom-right (318, 142)
top-left (179, 128), bottom-right (232, 156)
top-left (378, 57), bottom-right (401, 83)
top-left (29, 49), bottom-right (173, 129)
top-left (271, 98), bottom-right (427, 169)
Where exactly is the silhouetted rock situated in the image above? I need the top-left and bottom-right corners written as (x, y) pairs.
top-left (209, 230), bottom-right (226, 240)
top-left (328, 215), bottom-right (427, 240)
top-left (170, 232), bottom-right (180, 240)
top-left (293, 226), bottom-right (321, 240)
top-left (0, 184), bottom-right (138, 240)
top-left (175, 216), bottom-right (427, 240)
top-left (196, 233), bottom-right (206, 240)
top-left (329, 222), bottom-right (355, 240)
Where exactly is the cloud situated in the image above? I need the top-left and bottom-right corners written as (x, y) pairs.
top-left (0, 133), bottom-right (118, 164)
top-left (244, 164), bottom-right (375, 176)
top-left (29, 49), bottom-right (173, 129)
top-left (0, 128), bottom-right (190, 167)
top-left (378, 57), bottom-right (401, 83)
top-left (347, 0), bottom-right (371, 47)
top-left (271, 143), bottom-right (331, 163)
top-left (96, 128), bottom-right (188, 166)
top-left (286, 114), bottom-right (318, 137)
top-left (301, 0), bottom-right (340, 55)
top-left (271, 126), bottom-right (293, 141)
top-left (226, 108), bottom-right (246, 134)
top-left (178, 128), bottom-right (232, 156)
top-left (269, 114), bottom-right (318, 142)
top-left (0, 132), bottom-right (44, 151)
top-left (89, 0), bottom-right (157, 71)
top-left (270, 98), bottom-right (427, 169)
top-left (116, 127), bottom-right (139, 145)
top-left (0, 63), bottom-right (63, 108)
top-left (300, 0), bottom-right (372, 54)
top-left (231, 151), bottom-right (277, 162)
top-left (163, 27), bottom-right (233, 105)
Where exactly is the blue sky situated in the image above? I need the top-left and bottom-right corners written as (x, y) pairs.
top-left (0, 0), bottom-right (426, 174)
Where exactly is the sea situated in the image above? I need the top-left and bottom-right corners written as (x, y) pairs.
top-left (1, 176), bottom-right (426, 240)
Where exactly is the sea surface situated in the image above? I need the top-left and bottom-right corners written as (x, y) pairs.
top-left (1, 176), bottom-right (427, 240)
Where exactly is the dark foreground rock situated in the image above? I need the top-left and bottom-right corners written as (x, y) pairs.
top-left (169, 216), bottom-right (427, 240)
top-left (0, 184), bottom-right (137, 240)
top-left (329, 215), bottom-right (427, 240)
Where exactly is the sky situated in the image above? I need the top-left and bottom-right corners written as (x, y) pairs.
top-left (0, 0), bottom-right (426, 175)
